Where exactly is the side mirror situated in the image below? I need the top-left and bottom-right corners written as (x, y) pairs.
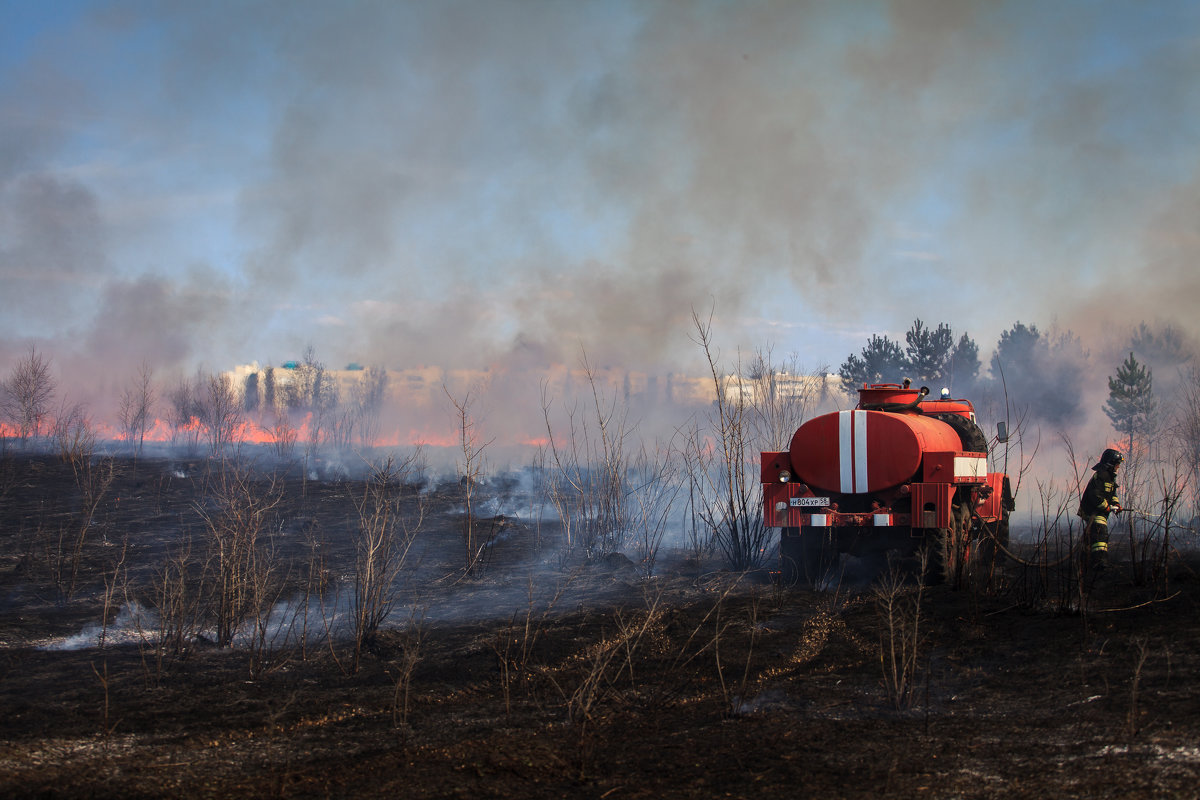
top-left (996, 421), bottom-right (1009, 444)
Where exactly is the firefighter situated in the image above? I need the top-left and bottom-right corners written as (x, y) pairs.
top-left (1078, 448), bottom-right (1122, 569)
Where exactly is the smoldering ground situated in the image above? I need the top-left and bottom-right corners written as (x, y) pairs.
top-left (4, 451), bottom-right (1200, 799)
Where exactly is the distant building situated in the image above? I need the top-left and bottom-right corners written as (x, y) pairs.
top-left (223, 361), bottom-right (845, 414)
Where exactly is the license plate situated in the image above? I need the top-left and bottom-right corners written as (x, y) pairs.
top-left (789, 496), bottom-right (830, 508)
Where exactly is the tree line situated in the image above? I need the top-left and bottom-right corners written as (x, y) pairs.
top-left (0, 345), bottom-right (391, 461)
top-left (835, 319), bottom-right (1193, 430)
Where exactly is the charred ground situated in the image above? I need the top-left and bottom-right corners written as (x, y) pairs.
top-left (1, 453), bottom-right (1199, 799)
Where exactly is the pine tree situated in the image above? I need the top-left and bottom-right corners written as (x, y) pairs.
top-left (946, 333), bottom-right (980, 392)
top-left (839, 321), bottom-right (980, 395)
top-left (838, 334), bottom-right (906, 388)
top-left (1104, 352), bottom-right (1156, 454)
top-left (904, 319), bottom-right (954, 385)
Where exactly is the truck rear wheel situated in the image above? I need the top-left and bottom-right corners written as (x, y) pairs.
top-left (780, 527), bottom-right (804, 586)
top-left (925, 502), bottom-right (970, 586)
top-left (779, 527), bottom-right (835, 588)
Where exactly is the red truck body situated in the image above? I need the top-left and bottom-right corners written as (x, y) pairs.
top-left (761, 383), bottom-right (1012, 585)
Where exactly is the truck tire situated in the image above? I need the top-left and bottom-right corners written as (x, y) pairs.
top-left (925, 502), bottom-right (969, 586)
top-left (779, 527), bottom-right (835, 588)
top-left (932, 413), bottom-right (989, 454)
top-left (780, 527), bottom-right (804, 586)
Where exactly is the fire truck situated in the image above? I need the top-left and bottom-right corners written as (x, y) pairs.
top-left (761, 382), bottom-right (1013, 585)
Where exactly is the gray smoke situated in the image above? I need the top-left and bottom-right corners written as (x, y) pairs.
top-left (1, 1), bottom-right (1198, 436)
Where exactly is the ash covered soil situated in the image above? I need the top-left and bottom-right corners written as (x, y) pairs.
top-left (2, 454), bottom-right (1200, 799)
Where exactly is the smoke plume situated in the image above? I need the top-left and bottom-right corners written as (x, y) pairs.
top-left (1, 1), bottom-right (1198, 441)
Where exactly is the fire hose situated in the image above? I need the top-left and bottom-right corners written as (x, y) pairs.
top-left (978, 524), bottom-right (1076, 569)
top-left (976, 508), bottom-right (1195, 570)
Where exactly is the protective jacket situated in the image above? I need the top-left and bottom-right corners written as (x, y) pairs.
top-left (1078, 466), bottom-right (1119, 522)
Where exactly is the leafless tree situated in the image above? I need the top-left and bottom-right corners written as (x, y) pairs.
top-left (196, 461), bottom-right (284, 647)
top-left (118, 362), bottom-right (156, 457)
top-left (285, 347), bottom-right (318, 411)
top-left (326, 407), bottom-right (357, 454)
top-left (742, 347), bottom-right (832, 452)
top-left (268, 411), bottom-right (298, 461)
top-left (167, 375), bottom-right (202, 454)
top-left (150, 533), bottom-right (206, 664)
top-left (627, 443), bottom-right (683, 577)
top-left (354, 365), bottom-right (390, 451)
top-left (541, 350), bottom-right (652, 566)
top-left (874, 556), bottom-right (929, 711)
top-left (40, 404), bottom-right (114, 601)
top-left (685, 307), bottom-right (772, 571)
top-left (387, 610), bottom-right (426, 729)
top-left (445, 385), bottom-right (495, 574)
top-left (52, 400), bottom-right (96, 469)
top-left (350, 453), bottom-right (425, 670)
top-left (196, 372), bottom-right (244, 457)
top-left (290, 348), bottom-right (339, 464)
top-left (1129, 458), bottom-right (1188, 590)
top-left (2, 345), bottom-right (56, 444)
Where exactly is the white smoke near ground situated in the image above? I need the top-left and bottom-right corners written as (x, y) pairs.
top-left (38, 594), bottom-right (355, 654)
top-left (39, 601), bottom-right (158, 651)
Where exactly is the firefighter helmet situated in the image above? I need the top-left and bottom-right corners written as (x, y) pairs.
top-left (1093, 448), bottom-right (1123, 471)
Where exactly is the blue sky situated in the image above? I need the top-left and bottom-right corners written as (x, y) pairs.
top-left (2, 0), bottom-right (1198, 391)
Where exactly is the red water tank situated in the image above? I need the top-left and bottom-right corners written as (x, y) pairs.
top-left (789, 409), bottom-right (962, 494)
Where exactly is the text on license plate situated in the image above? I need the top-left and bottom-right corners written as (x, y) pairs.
top-left (789, 497), bottom-right (830, 508)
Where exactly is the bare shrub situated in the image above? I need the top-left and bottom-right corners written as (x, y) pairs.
top-left (387, 611), bottom-right (426, 730)
top-left (288, 347), bottom-right (339, 464)
top-left (1002, 435), bottom-right (1082, 613)
top-left (98, 539), bottom-right (128, 649)
top-left (873, 554), bottom-right (927, 711)
top-left (350, 453), bottom-right (425, 671)
top-left (90, 660), bottom-right (114, 736)
top-left (445, 386), bottom-right (494, 574)
top-left (51, 400), bottom-right (95, 466)
top-left (742, 346), bottom-right (833, 452)
top-left (118, 362), bottom-right (155, 457)
top-left (296, 523), bottom-right (330, 661)
top-left (196, 372), bottom-right (245, 457)
top-left (1, 345), bottom-right (56, 444)
top-left (549, 589), bottom-right (667, 775)
top-left (195, 461), bottom-right (284, 648)
top-left (538, 352), bottom-right (684, 572)
top-left (167, 376), bottom-right (203, 454)
top-left (42, 410), bottom-right (114, 602)
top-left (268, 412), bottom-right (298, 461)
top-left (492, 576), bottom-right (573, 716)
top-left (1175, 364), bottom-right (1200, 516)
top-left (627, 443), bottom-right (683, 577)
top-left (325, 407), bottom-right (357, 454)
top-left (684, 308), bottom-right (771, 570)
top-left (240, 540), bottom-right (298, 679)
top-left (1125, 459), bottom-right (1187, 591)
top-left (354, 365), bottom-right (389, 451)
top-left (151, 534), bottom-right (206, 664)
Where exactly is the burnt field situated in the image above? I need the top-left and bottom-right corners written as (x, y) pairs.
top-left (1, 453), bottom-right (1200, 799)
